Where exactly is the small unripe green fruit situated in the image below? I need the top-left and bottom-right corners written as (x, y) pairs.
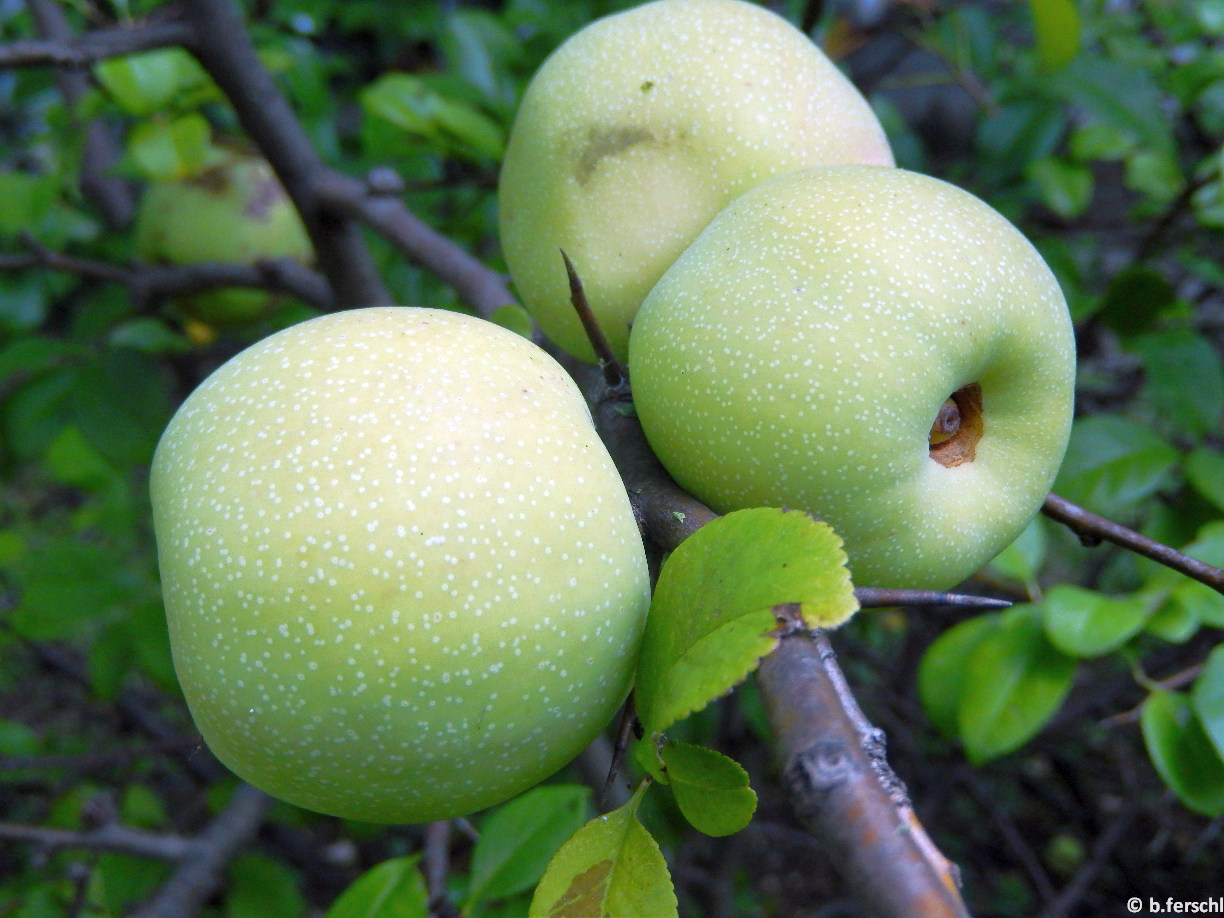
top-left (134, 153), bottom-right (313, 326)
top-left (498, 0), bottom-right (894, 362)
top-left (628, 166), bottom-right (1076, 591)
top-left (151, 307), bottom-right (650, 822)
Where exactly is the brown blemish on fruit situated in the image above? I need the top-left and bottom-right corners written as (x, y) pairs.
top-left (575, 126), bottom-right (655, 185)
top-left (928, 383), bottom-right (983, 468)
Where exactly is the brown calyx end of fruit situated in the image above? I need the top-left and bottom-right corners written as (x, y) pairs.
top-left (928, 383), bottom-right (983, 468)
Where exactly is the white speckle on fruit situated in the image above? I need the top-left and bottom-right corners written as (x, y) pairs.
top-left (151, 307), bottom-right (649, 824)
top-left (630, 165), bottom-right (1075, 591)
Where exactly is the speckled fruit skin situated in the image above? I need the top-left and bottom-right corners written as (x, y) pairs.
top-left (628, 166), bottom-right (1076, 590)
top-left (134, 154), bottom-right (312, 326)
top-left (497, 0), bottom-right (894, 363)
top-left (150, 307), bottom-right (650, 823)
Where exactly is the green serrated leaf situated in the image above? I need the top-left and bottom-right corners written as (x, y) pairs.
top-left (959, 605), bottom-right (1077, 764)
top-left (1041, 585), bottom-right (1152, 657)
top-left (94, 48), bottom-right (210, 116)
top-left (1028, 156), bottom-right (1093, 218)
top-left (1028, 0), bottom-right (1080, 71)
top-left (466, 786), bottom-right (591, 909)
top-left (1192, 645), bottom-right (1224, 764)
top-left (45, 424), bottom-right (120, 491)
top-left (633, 736), bottom-right (666, 783)
top-left (126, 113), bottom-right (222, 182)
top-left (10, 541), bottom-right (132, 640)
top-left (1047, 58), bottom-right (1174, 155)
top-left (326, 855), bottom-right (429, 918)
top-left (529, 782), bottom-right (677, 918)
top-left (660, 741), bottom-right (756, 837)
top-left (1130, 329), bottom-right (1224, 438)
top-left (1186, 447), bottom-right (1224, 512)
top-left (1141, 690), bottom-right (1224, 817)
top-left (360, 73), bottom-right (505, 162)
top-left (1053, 415), bottom-right (1179, 520)
top-left (918, 613), bottom-right (1001, 740)
top-left (634, 508), bottom-right (857, 737)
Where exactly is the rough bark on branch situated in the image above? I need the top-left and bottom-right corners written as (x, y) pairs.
top-left (129, 783), bottom-right (272, 918)
top-left (1, 241), bottom-right (332, 311)
top-left (26, 0), bottom-right (137, 228)
top-left (314, 170), bottom-right (515, 318)
top-left (758, 632), bottom-right (971, 918)
top-left (585, 373), bottom-right (973, 917)
top-left (179, 0), bottom-right (388, 309)
top-left (0, 10), bottom-right (191, 69)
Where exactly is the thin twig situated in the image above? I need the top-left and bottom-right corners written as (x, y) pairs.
top-left (0, 821), bottom-right (196, 861)
top-left (1042, 493), bottom-right (1224, 594)
top-left (601, 696), bottom-right (639, 812)
top-left (423, 821), bottom-right (454, 917)
top-left (0, 13), bottom-right (192, 69)
top-left (562, 250), bottom-right (625, 388)
top-left (129, 784), bottom-right (272, 918)
top-left (1, 238), bottom-right (333, 310)
top-left (312, 170), bottom-right (514, 318)
top-left (26, 0), bottom-right (136, 227)
top-left (0, 737), bottom-right (201, 774)
top-left (179, 0), bottom-right (388, 309)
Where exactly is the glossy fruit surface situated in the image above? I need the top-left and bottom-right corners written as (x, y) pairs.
top-left (498, 0), bottom-right (894, 362)
top-left (628, 166), bottom-right (1076, 590)
top-left (152, 307), bottom-right (650, 822)
top-left (135, 153), bottom-right (312, 325)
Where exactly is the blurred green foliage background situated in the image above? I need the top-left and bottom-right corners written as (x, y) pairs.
top-left (1, 0), bottom-right (1224, 915)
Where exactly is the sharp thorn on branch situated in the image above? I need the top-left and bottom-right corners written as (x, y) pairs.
top-left (853, 588), bottom-right (1013, 610)
top-left (561, 249), bottom-right (626, 389)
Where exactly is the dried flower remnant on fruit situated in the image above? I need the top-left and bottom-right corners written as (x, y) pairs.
top-left (928, 384), bottom-right (983, 469)
top-left (928, 398), bottom-right (960, 447)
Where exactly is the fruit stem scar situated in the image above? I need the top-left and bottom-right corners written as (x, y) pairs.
top-left (928, 383), bottom-right (983, 468)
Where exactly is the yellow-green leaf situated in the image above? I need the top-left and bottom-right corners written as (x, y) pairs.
top-left (958, 605), bottom-right (1077, 764)
top-left (660, 741), bottom-right (756, 837)
top-left (635, 508), bottom-right (857, 737)
top-left (1142, 690), bottom-right (1224, 817)
top-left (529, 783), bottom-right (676, 918)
